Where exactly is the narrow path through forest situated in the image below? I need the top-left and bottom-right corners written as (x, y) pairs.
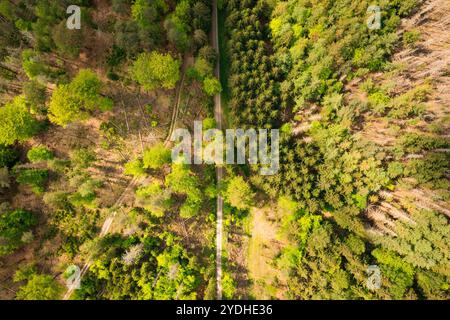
top-left (164, 58), bottom-right (188, 146)
top-left (212, 0), bottom-right (224, 300)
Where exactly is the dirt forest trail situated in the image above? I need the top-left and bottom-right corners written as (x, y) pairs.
top-left (212, 0), bottom-right (224, 300)
top-left (62, 175), bottom-right (144, 300)
top-left (164, 58), bottom-right (188, 147)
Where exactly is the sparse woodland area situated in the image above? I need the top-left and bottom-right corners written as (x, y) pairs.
top-left (0, 0), bottom-right (448, 300)
top-left (0, 0), bottom-right (219, 300)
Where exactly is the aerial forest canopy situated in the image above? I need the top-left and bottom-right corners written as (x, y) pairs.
top-left (224, 0), bottom-right (448, 300)
top-left (0, 0), bottom-right (448, 302)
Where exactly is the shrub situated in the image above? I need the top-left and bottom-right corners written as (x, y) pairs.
top-left (124, 159), bottom-right (146, 177)
top-left (143, 143), bottom-right (171, 169)
top-left (15, 274), bottom-right (63, 300)
top-left (131, 52), bottom-right (181, 90)
top-left (48, 69), bottom-right (113, 127)
top-left (224, 176), bottom-right (255, 211)
top-left (403, 30), bottom-right (421, 47)
top-left (0, 96), bottom-right (39, 145)
top-left (203, 77), bottom-right (222, 96)
top-left (0, 145), bottom-right (19, 168)
top-left (0, 209), bottom-right (37, 256)
top-left (27, 146), bottom-right (54, 163)
top-left (16, 169), bottom-right (49, 194)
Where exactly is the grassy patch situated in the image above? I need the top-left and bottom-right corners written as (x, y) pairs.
top-left (247, 208), bottom-right (287, 299)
